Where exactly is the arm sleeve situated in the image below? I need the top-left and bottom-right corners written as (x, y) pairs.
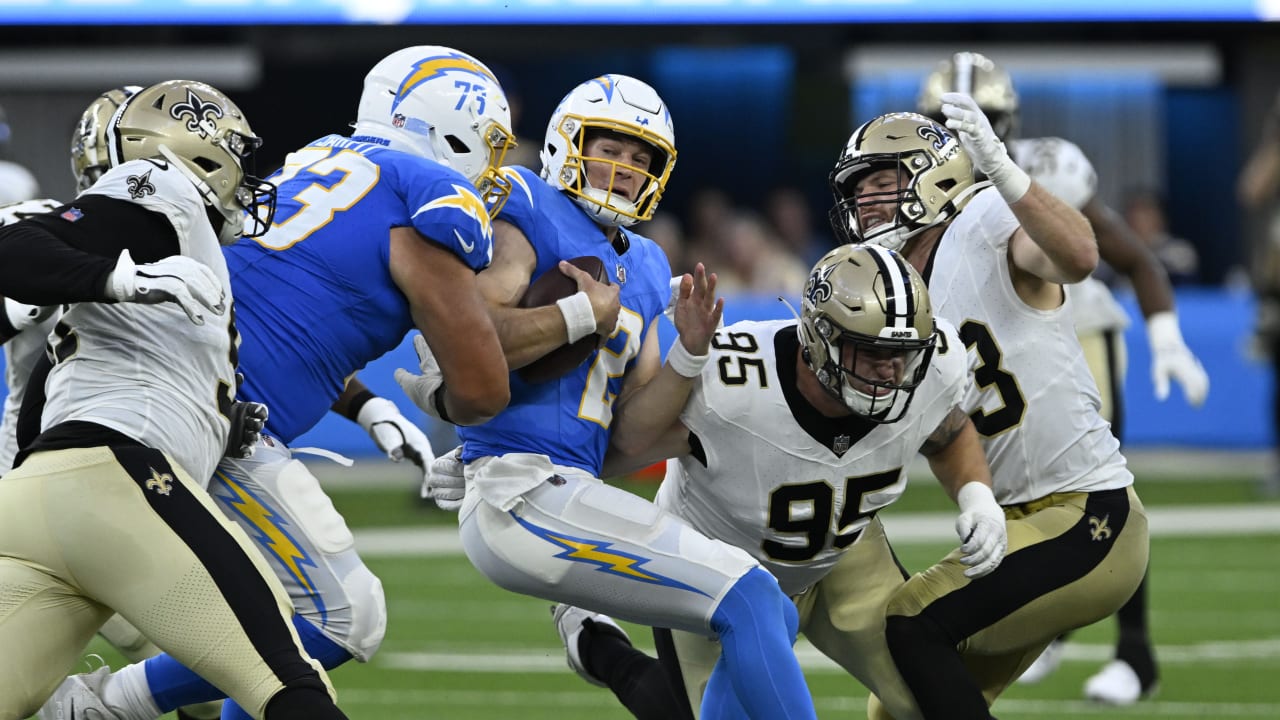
top-left (0, 195), bottom-right (179, 306)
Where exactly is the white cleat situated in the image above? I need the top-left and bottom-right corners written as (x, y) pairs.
top-left (1084, 659), bottom-right (1152, 705)
top-left (37, 666), bottom-right (122, 720)
top-left (1016, 638), bottom-right (1065, 685)
top-left (551, 603), bottom-right (632, 688)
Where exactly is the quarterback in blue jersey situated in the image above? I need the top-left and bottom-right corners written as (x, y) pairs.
top-left (408, 75), bottom-right (818, 720)
top-left (39, 47), bottom-right (514, 720)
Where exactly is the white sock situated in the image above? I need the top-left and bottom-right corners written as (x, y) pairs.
top-left (100, 662), bottom-right (164, 720)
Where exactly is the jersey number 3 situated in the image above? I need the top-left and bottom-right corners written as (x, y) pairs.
top-left (253, 146), bottom-right (381, 251)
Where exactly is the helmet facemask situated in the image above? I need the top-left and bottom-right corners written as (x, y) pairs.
top-left (798, 244), bottom-right (937, 424)
top-left (554, 124), bottom-right (670, 228)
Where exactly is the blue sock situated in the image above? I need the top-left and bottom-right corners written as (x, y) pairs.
top-left (701, 568), bottom-right (816, 720)
top-left (143, 614), bottom-right (353, 714)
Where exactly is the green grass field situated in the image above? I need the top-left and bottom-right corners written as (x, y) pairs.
top-left (78, 471), bottom-right (1280, 719)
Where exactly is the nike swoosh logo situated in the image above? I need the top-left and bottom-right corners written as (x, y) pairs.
top-left (453, 229), bottom-right (475, 254)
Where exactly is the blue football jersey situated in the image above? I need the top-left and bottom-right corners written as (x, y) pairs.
top-left (226, 135), bottom-right (494, 442)
top-left (459, 166), bottom-right (671, 475)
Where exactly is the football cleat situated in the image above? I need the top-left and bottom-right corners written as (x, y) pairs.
top-left (36, 665), bottom-right (121, 720)
top-left (1084, 659), bottom-right (1158, 705)
top-left (551, 603), bottom-right (633, 688)
top-left (1016, 637), bottom-right (1066, 685)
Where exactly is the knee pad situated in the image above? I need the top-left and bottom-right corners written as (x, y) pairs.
top-left (272, 460), bottom-right (354, 554)
top-left (338, 566), bottom-right (386, 662)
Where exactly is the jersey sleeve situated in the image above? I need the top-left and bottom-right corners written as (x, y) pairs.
top-left (403, 167), bottom-right (495, 272)
top-left (1011, 137), bottom-right (1097, 211)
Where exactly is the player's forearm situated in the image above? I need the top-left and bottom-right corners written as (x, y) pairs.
top-left (488, 303), bottom-right (582, 370)
top-left (923, 417), bottom-right (992, 503)
top-left (1011, 182), bottom-right (1098, 283)
top-left (610, 367), bottom-right (694, 458)
top-left (0, 222), bottom-right (115, 305)
top-left (602, 420), bottom-right (690, 478)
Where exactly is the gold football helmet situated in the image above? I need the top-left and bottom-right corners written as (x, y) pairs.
top-left (829, 112), bottom-right (977, 251)
top-left (917, 51), bottom-right (1019, 142)
top-left (107, 79), bottom-right (276, 244)
top-left (799, 244), bottom-right (936, 423)
top-left (71, 85), bottom-right (141, 192)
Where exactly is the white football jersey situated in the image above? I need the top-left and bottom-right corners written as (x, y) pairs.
top-left (654, 318), bottom-right (969, 596)
top-left (928, 188), bottom-right (1132, 504)
top-left (0, 198), bottom-right (63, 472)
top-left (1011, 137), bottom-right (1128, 334)
top-left (39, 160), bottom-right (234, 483)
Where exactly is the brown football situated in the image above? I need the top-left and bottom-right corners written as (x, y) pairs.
top-left (517, 256), bottom-right (609, 384)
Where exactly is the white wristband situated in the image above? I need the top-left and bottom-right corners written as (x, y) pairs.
top-left (666, 340), bottom-right (709, 379)
top-left (957, 481), bottom-right (997, 511)
top-left (989, 159), bottom-right (1032, 204)
top-left (557, 291), bottom-right (596, 344)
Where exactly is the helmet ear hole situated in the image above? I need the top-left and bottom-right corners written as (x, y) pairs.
top-left (445, 135), bottom-right (470, 154)
top-left (193, 157), bottom-right (222, 173)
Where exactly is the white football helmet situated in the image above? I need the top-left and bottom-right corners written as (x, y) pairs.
top-left (107, 80), bottom-right (276, 245)
top-left (798, 244), bottom-right (936, 423)
top-left (541, 74), bottom-right (676, 227)
top-left (829, 112), bottom-right (979, 251)
top-left (918, 52), bottom-right (1020, 142)
top-left (352, 46), bottom-right (515, 215)
top-left (71, 85), bottom-right (142, 192)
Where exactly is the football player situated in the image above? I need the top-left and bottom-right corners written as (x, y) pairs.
top-left (509, 242), bottom-right (1007, 720)
top-left (917, 51), bottom-right (1206, 702)
top-left (0, 79), bottom-right (350, 719)
top-left (403, 74), bottom-right (820, 719)
top-left (830, 107), bottom-right (1149, 719)
top-left (0, 85), bottom-right (225, 720)
top-left (37, 46), bottom-right (513, 720)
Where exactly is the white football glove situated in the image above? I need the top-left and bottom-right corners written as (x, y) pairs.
top-left (105, 249), bottom-right (226, 325)
top-left (939, 92), bottom-right (1031, 203)
top-left (225, 400), bottom-right (268, 459)
top-left (394, 334), bottom-right (446, 421)
top-left (357, 396), bottom-right (435, 472)
top-left (1147, 311), bottom-right (1209, 407)
top-left (2, 297), bottom-right (55, 336)
top-left (425, 445), bottom-right (466, 512)
top-left (955, 482), bottom-right (1007, 579)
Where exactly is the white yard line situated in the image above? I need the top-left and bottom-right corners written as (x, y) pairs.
top-left (352, 504), bottom-right (1280, 557)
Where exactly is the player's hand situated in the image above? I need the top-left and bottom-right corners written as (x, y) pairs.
top-left (425, 446), bottom-right (466, 512)
top-left (1147, 311), bottom-right (1209, 407)
top-left (955, 482), bottom-right (1007, 579)
top-left (105, 249), bottom-right (226, 325)
top-left (560, 259), bottom-right (621, 337)
top-left (395, 334), bottom-right (448, 421)
top-left (225, 400), bottom-right (268, 459)
top-left (2, 297), bottom-right (55, 338)
top-left (670, 263), bottom-right (724, 356)
top-left (939, 92), bottom-right (1030, 203)
top-left (357, 396), bottom-right (436, 472)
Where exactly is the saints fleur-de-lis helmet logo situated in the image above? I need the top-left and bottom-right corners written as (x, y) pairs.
top-left (169, 88), bottom-right (225, 139)
top-left (805, 262), bottom-right (837, 306)
top-left (126, 169), bottom-right (156, 199)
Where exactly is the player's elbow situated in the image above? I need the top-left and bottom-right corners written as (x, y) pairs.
top-left (448, 381), bottom-right (510, 426)
top-left (1059, 237), bottom-right (1098, 283)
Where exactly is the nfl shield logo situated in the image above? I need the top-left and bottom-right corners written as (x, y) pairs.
top-left (60, 207), bottom-right (83, 222)
top-left (615, 263), bottom-right (627, 284)
top-left (832, 435), bottom-right (851, 456)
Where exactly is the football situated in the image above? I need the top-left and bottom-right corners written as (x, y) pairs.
top-left (517, 256), bottom-right (609, 384)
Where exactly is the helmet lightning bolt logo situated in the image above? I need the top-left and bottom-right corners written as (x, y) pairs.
top-left (394, 54), bottom-right (497, 113)
top-left (513, 514), bottom-right (709, 596)
top-left (212, 471), bottom-right (327, 622)
top-left (590, 75), bottom-right (616, 102)
top-left (413, 184), bottom-right (494, 244)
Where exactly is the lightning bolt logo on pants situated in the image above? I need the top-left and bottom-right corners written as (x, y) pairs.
top-left (513, 513), bottom-right (710, 597)
top-left (212, 471), bottom-right (328, 622)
